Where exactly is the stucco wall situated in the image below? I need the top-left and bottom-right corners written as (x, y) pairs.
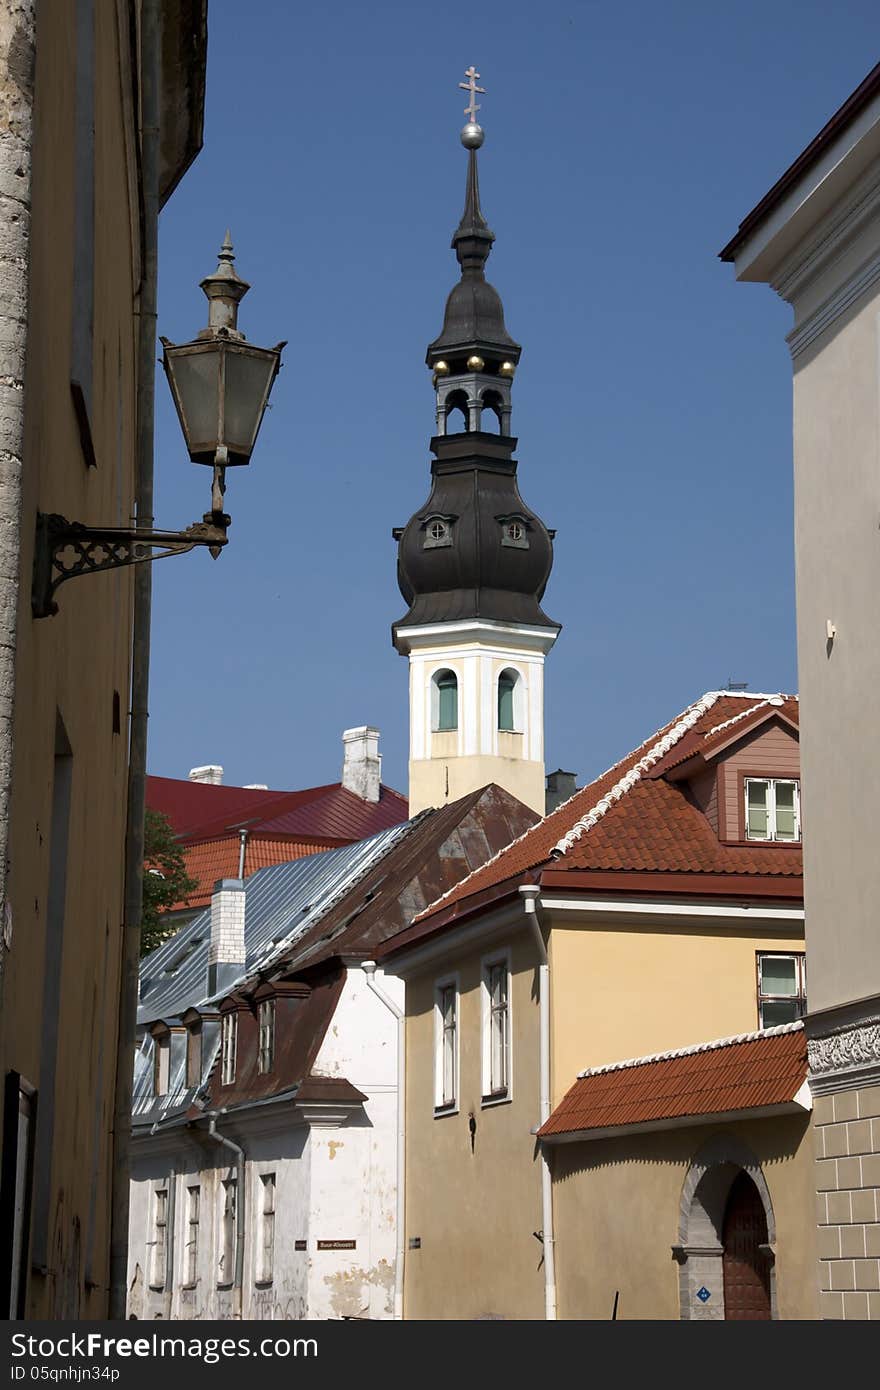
top-left (791, 285), bottom-right (880, 1013)
top-left (403, 927), bottom-right (544, 1319)
top-left (550, 919), bottom-right (806, 1103)
top-left (551, 1113), bottom-right (818, 1320)
top-left (0, 0), bottom-right (140, 1317)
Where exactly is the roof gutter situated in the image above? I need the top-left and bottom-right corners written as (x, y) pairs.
top-left (362, 961), bottom-right (404, 1320)
top-left (519, 886), bottom-right (557, 1321)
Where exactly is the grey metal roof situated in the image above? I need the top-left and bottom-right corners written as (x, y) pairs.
top-left (137, 822), bottom-right (411, 1025)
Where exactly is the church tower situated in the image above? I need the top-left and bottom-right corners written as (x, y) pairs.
top-left (393, 73), bottom-right (560, 817)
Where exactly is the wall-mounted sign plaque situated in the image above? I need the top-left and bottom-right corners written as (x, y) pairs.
top-left (317, 1239), bottom-right (356, 1251)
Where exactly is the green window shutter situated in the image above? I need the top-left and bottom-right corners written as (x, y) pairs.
top-left (498, 674), bottom-right (515, 731)
top-left (437, 673), bottom-right (458, 731)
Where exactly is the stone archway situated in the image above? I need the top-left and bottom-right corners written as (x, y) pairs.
top-left (674, 1135), bottom-right (777, 1320)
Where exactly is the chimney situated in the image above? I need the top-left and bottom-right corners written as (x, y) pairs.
top-left (545, 769), bottom-right (578, 816)
top-left (208, 878), bottom-right (246, 996)
top-left (342, 726), bottom-right (381, 803)
top-left (189, 764), bottom-right (223, 785)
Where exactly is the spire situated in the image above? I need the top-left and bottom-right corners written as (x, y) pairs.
top-left (427, 68), bottom-right (520, 379)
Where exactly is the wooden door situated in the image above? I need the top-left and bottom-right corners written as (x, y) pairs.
top-left (722, 1172), bottom-right (771, 1320)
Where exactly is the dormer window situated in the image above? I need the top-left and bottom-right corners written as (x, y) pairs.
top-left (745, 778), bottom-right (800, 841)
top-left (153, 1030), bottom-right (170, 1096)
top-left (498, 514), bottom-right (530, 549)
top-left (220, 1011), bottom-right (237, 1085)
top-left (421, 514), bottom-right (456, 549)
top-left (258, 999), bottom-right (275, 1074)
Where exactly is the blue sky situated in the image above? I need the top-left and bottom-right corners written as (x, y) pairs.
top-left (148, 1), bottom-right (878, 795)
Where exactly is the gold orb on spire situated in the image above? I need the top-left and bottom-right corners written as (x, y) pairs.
top-left (433, 360), bottom-right (450, 376)
top-left (467, 354), bottom-right (485, 371)
top-left (499, 361), bottom-right (516, 377)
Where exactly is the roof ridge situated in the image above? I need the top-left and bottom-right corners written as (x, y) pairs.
top-left (704, 693), bottom-right (795, 739)
top-left (575, 1019), bottom-right (804, 1080)
top-left (550, 690), bottom-right (727, 859)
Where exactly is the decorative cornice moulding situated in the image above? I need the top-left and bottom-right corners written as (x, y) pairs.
top-left (807, 1014), bottom-right (880, 1093)
top-left (786, 250), bottom-right (880, 361)
top-left (773, 161), bottom-right (880, 303)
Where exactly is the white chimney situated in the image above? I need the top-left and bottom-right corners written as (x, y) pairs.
top-left (189, 764), bottom-right (223, 785)
top-left (342, 726), bottom-right (381, 803)
top-left (208, 878), bottom-right (246, 996)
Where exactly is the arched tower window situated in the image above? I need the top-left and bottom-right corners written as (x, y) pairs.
top-left (432, 669), bottom-right (458, 732)
top-left (480, 389), bottom-right (503, 433)
top-left (443, 389), bottom-right (468, 434)
top-left (497, 669), bottom-right (520, 732)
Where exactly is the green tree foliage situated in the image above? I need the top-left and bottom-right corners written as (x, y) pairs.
top-left (141, 808), bottom-right (197, 956)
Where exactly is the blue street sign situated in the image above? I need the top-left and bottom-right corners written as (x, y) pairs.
top-left (697, 1286), bottom-right (711, 1303)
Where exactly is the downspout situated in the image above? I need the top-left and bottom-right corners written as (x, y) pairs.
top-left (519, 884), bottom-right (557, 1320)
top-left (362, 960), bottom-right (404, 1320)
top-left (206, 1113), bottom-right (245, 1319)
top-left (0, 0), bottom-right (37, 998)
top-left (237, 828), bottom-right (247, 879)
top-left (109, 0), bottom-right (160, 1319)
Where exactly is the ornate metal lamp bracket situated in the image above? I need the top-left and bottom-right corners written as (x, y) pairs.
top-left (31, 510), bottom-right (230, 619)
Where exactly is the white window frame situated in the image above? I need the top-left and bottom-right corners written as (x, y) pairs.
top-left (149, 1185), bottom-right (168, 1290)
top-left (433, 974), bottom-right (460, 1114)
top-left (430, 668), bottom-right (459, 733)
top-left (744, 777), bottom-right (801, 842)
top-left (220, 1012), bottom-right (237, 1086)
top-left (481, 949), bottom-right (512, 1105)
top-left (256, 1172), bottom-right (276, 1285)
top-left (182, 1183), bottom-right (200, 1288)
top-left (757, 951), bottom-right (807, 1029)
top-left (217, 1176), bottom-right (237, 1288)
top-left (257, 999), bottom-right (275, 1074)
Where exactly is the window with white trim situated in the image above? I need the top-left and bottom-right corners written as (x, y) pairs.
top-left (220, 1012), bottom-right (237, 1086)
top-left (182, 1184), bottom-right (200, 1288)
top-left (149, 1186), bottom-right (168, 1290)
top-left (481, 953), bottom-right (511, 1101)
top-left (218, 1177), bottom-right (236, 1287)
top-left (258, 1000), bottom-right (275, 1074)
top-left (434, 979), bottom-right (458, 1112)
top-left (757, 952), bottom-right (807, 1028)
top-left (744, 777), bottom-right (800, 841)
top-left (257, 1173), bottom-right (276, 1284)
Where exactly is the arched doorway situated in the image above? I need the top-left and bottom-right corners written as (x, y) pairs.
top-left (676, 1136), bottom-right (777, 1319)
top-left (721, 1172), bottom-right (771, 1320)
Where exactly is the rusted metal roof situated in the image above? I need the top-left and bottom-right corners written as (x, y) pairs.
top-left (539, 1023), bottom-right (807, 1140)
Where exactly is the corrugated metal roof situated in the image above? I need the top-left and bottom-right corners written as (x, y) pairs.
top-left (138, 821), bottom-right (411, 1025)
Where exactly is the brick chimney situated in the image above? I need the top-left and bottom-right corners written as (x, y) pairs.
top-left (208, 878), bottom-right (245, 995)
top-left (342, 726), bottom-right (381, 803)
top-left (189, 764), bottom-right (223, 785)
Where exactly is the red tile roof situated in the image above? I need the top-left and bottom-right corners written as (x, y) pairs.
top-left (402, 691), bottom-right (801, 933)
top-left (539, 1023), bottom-right (807, 1139)
top-left (147, 774), bottom-right (409, 911)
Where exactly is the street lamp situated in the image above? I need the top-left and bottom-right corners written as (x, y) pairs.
top-left (31, 234), bottom-right (285, 618)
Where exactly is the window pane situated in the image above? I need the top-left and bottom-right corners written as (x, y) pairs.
top-left (437, 675), bottom-right (458, 731)
top-left (761, 998), bottom-right (802, 1027)
top-left (762, 956), bottom-right (798, 995)
top-left (774, 782), bottom-right (797, 840)
top-left (498, 677), bottom-right (515, 731)
top-left (746, 781), bottom-right (769, 837)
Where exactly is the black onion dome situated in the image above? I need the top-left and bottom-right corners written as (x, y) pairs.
top-left (393, 434), bottom-right (559, 635)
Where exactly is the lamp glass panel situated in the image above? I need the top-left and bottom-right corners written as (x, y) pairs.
top-left (168, 347), bottom-right (221, 457)
top-left (223, 349), bottom-right (277, 460)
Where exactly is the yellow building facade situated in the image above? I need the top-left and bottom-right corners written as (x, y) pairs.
top-left (0, 0), bottom-right (206, 1317)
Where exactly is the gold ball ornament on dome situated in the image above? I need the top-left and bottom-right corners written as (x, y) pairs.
top-left (432, 360), bottom-right (450, 376)
top-left (499, 361), bottom-right (516, 377)
top-left (467, 355), bottom-right (485, 371)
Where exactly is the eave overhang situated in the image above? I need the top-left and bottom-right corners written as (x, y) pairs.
top-left (159, 0), bottom-right (208, 208)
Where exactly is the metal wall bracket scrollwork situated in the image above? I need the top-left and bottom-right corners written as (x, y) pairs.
top-left (32, 511), bottom-right (230, 619)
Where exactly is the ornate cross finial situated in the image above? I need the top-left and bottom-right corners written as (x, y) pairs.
top-left (459, 66), bottom-right (485, 124)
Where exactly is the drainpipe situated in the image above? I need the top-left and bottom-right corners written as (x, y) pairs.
top-left (362, 960), bottom-right (404, 1320)
top-left (109, 0), bottom-right (160, 1320)
top-left (237, 828), bottom-right (248, 879)
top-left (0, 0), bottom-right (37, 999)
top-left (519, 884), bottom-right (557, 1320)
top-left (206, 1113), bottom-right (245, 1319)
